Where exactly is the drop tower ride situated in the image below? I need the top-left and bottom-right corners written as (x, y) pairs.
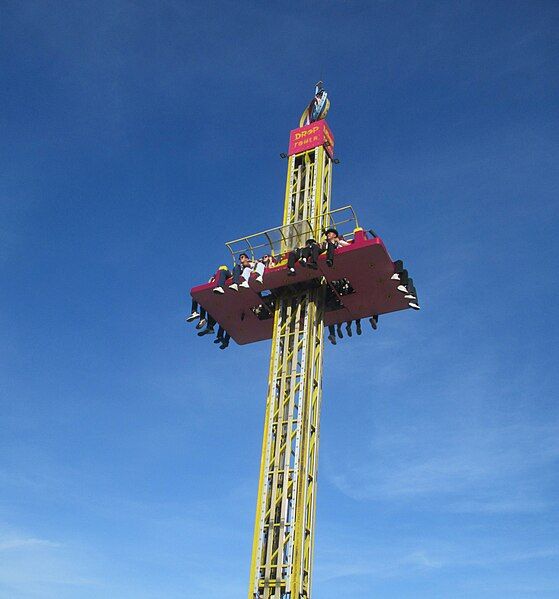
top-left (189, 83), bottom-right (418, 598)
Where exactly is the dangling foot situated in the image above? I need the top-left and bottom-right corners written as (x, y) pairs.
top-left (391, 273), bottom-right (400, 280)
top-left (328, 334), bottom-right (337, 345)
top-left (213, 286), bottom-right (224, 294)
top-left (240, 280), bottom-right (250, 289)
top-left (409, 302), bottom-right (420, 310)
top-left (196, 318), bottom-right (207, 330)
top-left (397, 285), bottom-right (408, 293)
top-left (213, 337), bottom-right (222, 344)
top-left (255, 275), bottom-right (263, 284)
top-left (369, 316), bottom-right (378, 330)
top-left (326, 259), bottom-right (334, 267)
top-left (219, 340), bottom-right (229, 349)
top-left (356, 321), bottom-right (362, 335)
top-left (197, 327), bottom-right (214, 336)
top-left (346, 323), bottom-right (352, 337)
top-left (186, 311), bottom-right (200, 322)
top-left (229, 283), bottom-right (239, 291)
top-left (336, 325), bottom-right (343, 339)
top-left (287, 267), bottom-right (296, 276)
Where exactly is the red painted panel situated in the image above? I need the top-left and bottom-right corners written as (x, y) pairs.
top-left (320, 240), bottom-right (410, 326)
top-left (287, 120), bottom-right (334, 158)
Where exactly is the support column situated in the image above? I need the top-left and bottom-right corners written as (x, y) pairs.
top-left (249, 141), bottom-right (332, 598)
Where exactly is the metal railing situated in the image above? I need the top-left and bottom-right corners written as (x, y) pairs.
top-left (225, 205), bottom-right (359, 263)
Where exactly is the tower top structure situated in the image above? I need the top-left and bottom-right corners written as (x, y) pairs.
top-left (299, 80), bottom-right (330, 127)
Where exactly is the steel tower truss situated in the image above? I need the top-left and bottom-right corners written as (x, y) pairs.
top-left (249, 145), bottom-right (332, 599)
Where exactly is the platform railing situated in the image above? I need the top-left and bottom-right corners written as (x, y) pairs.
top-left (225, 205), bottom-right (359, 263)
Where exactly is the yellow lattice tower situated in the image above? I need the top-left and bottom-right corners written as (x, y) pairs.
top-left (248, 96), bottom-right (333, 599)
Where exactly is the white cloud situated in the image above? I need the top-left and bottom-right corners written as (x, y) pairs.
top-left (0, 536), bottom-right (61, 552)
top-left (314, 530), bottom-right (559, 589)
top-left (0, 528), bottom-right (99, 599)
top-left (327, 421), bottom-right (559, 511)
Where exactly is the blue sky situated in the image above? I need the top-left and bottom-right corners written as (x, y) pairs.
top-left (1, 1), bottom-right (559, 597)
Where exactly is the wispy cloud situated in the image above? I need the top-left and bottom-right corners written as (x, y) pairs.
top-left (0, 536), bottom-right (61, 551)
top-left (0, 528), bottom-right (99, 599)
top-left (315, 532), bottom-right (559, 588)
top-left (316, 549), bottom-right (442, 583)
top-left (327, 421), bottom-right (559, 512)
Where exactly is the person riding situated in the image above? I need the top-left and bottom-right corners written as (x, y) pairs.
top-left (212, 265), bottom-right (233, 294)
top-left (287, 238), bottom-right (322, 275)
top-left (300, 238), bottom-right (321, 268)
top-left (345, 319), bottom-right (362, 336)
top-left (186, 298), bottom-right (200, 323)
top-left (323, 228), bottom-right (350, 267)
top-left (392, 260), bottom-right (420, 310)
top-left (229, 253), bottom-right (265, 291)
top-left (197, 313), bottom-right (216, 336)
top-left (212, 253), bottom-right (265, 294)
top-left (213, 325), bottom-right (231, 349)
top-left (260, 254), bottom-right (276, 268)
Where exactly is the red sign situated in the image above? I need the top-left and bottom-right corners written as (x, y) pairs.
top-left (288, 120), bottom-right (335, 158)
